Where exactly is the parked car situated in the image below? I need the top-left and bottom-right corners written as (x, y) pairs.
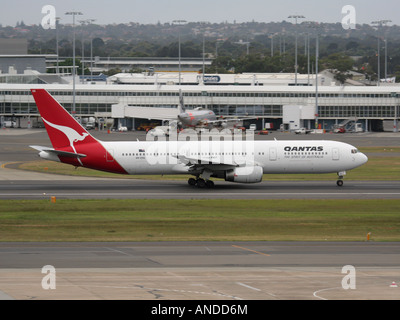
top-left (333, 127), bottom-right (346, 133)
top-left (3, 121), bottom-right (16, 128)
top-left (294, 127), bottom-right (311, 134)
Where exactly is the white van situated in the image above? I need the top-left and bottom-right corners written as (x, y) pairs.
top-left (3, 121), bottom-right (16, 128)
top-left (149, 126), bottom-right (172, 137)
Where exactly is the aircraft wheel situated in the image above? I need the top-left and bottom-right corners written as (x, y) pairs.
top-left (197, 178), bottom-right (206, 188)
top-left (337, 180), bottom-right (344, 187)
top-left (206, 180), bottom-right (214, 188)
top-left (188, 178), bottom-right (197, 186)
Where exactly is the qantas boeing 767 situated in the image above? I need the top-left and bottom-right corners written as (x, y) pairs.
top-left (30, 89), bottom-right (368, 188)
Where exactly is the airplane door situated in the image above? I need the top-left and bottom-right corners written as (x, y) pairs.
top-left (106, 149), bottom-right (114, 162)
top-left (332, 148), bottom-right (339, 160)
top-left (269, 148), bottom-right (277, 161)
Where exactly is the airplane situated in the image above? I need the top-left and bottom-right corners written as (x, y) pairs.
top-left (175, 90), bottom-right (251, 129)
top-left (153, 90), bottom-right (251, 131)
top-left (30, 89), bottom-right (368, 188)
top-left (176, 90), bottom-right (217, 128)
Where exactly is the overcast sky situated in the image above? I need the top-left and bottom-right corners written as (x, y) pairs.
top-left (1, 0), bottom-right (399, 27)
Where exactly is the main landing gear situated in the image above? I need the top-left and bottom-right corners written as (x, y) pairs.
top-left (336, 171), bottom-right (346, 187)
top-left (188, 177), bottom-right (214, 188)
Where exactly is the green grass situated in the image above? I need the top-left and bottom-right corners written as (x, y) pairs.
top-left (0, 199), bottom-right (399, 242)
top-left (358, 147), bottom-right (400, 153)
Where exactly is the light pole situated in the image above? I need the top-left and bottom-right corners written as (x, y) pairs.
top-left (279, 32), bottom-right (286, 70)
top-left (306, 21), bottom-right (321, 129)
top-left (198, 21), bottom-right (209, 83)
top-left (385, 38), bottom-right (388, 80)
top-left (79, 18), bottom-right (96, 83)
top-left (288, 15), bottom-right (305, 85)
top-left (215, 39), bottom-right (225, 74)
top-left (215, 40), bottom-right (219, 73)
top-left (202, 35), bottom-right (205, 82)
top-left (55, 17), bottom-right (61, 74)
top-left (372, 19), bottom-right (396, 132)
top-left (306, 32), bottom-right (310, 85)
top-left (270, 33), bottom-right (274, 57)
top-left (172, 20), bottom-right (187, 86)
top-left (79, 20), bottom-right (86, 84)
top-left (315, 31), bottom-right (319, 129)
top-left (371, 19), bottom-right (391, 86)
top-left (65, 11), bottom-right (83, 114)
top-left (86, 19), bottom-right (96, 82)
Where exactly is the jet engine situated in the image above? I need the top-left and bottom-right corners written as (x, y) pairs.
top-left (225, 165), bottom-right (263, 183)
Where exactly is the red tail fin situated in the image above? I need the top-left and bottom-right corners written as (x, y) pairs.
top-left (31, 89), bottom-right (96, 150)
top-left (31, 89), bottom-right (127, 174)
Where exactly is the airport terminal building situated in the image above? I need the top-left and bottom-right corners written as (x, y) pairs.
top-left (0, 72), bottom-right (399, 132)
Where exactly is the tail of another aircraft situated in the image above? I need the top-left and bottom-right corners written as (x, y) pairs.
top-left (30, 89), bottom-right (127, 174)
top-left (178, 89), bottom-right (186, 113)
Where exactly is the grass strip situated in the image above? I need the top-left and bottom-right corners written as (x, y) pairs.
top-left (0, 199), bottom-right (399, 242)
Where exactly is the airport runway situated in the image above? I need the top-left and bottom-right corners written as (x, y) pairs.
top-left (1, 177), bottom-right (400, 200)
top-left (2, 241), bottom-right (399, 269)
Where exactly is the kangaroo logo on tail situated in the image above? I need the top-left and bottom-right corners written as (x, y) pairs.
top-left (42, 117), bottom-right (89, 165)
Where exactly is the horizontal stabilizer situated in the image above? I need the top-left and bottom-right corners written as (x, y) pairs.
top-left (30, 145), bottom-right (87, 159)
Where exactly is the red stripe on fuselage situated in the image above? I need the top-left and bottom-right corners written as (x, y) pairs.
top-left (57, 142), bottom-right (127, 175)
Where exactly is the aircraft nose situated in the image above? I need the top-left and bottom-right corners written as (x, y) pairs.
top-left (359, 153), bottom-right (368, 165)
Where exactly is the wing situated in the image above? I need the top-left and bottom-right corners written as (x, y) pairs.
top-left (173, 153), bottom-right (252, 174)
top-left (177, 154), bottom-right (236, 166)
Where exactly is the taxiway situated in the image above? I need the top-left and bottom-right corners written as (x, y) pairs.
top-left (0, 241), bottom-right (399, 300)
top-left (0, 129), bottom-right (399, 300)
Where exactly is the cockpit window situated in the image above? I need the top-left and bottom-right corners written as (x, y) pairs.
top-left (351, 149), bottom-right (359, 154)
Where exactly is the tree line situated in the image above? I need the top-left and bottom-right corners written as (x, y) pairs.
top-left (11, 21), bottom-right (400, 82)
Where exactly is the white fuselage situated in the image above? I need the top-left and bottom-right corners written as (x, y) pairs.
top-left (100, 139), bottom-right (368, 176)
